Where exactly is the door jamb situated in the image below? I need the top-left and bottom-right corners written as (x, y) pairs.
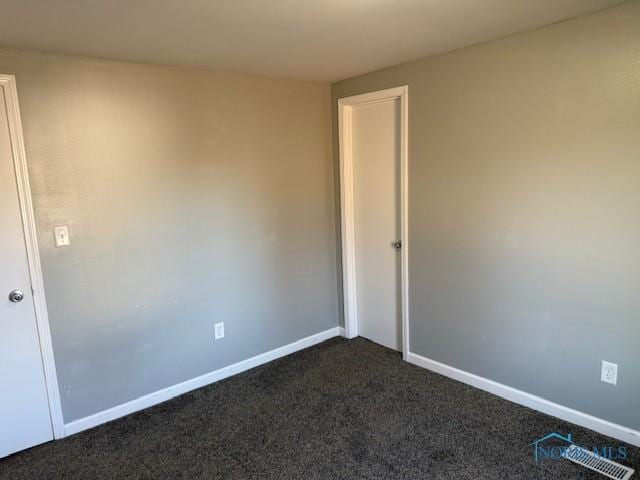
top-left (337, 86), bottom-right (409, 360)
top-left (1, 74), bottom-right (66, 438)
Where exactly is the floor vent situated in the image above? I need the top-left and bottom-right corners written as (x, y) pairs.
top-left (563, 444), bottom-right (634, 480)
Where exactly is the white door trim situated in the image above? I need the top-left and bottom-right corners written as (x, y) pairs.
top-left (338, 86), bottom-right (409, 359)
top-left (0, 74), bottom-right (66, 438)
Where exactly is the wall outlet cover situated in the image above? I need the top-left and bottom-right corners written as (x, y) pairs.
top-left (601, 360), bottom-right (618, 386)
top-left (214, 322), bottom-right (224, 340)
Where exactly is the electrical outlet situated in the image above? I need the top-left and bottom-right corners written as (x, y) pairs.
top-left (601, 361), bottom-right (617, 385)
top-left (214, 322), bottom-right (224, 340)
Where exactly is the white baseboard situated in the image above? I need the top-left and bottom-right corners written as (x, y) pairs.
top-left (339, 326), bottom-right (346, 337)
top-left (406, 351), bottom-right (640, 447)
top-left (64, 326), bottom-right (341, 436)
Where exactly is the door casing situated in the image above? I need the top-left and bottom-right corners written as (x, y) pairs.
top-left (338, 86), bottom-right (409, 359)
top-left (1, 74), bottom-right (65, 439)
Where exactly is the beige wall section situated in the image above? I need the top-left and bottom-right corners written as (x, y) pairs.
top-left (0, 48), bottom-right (338, 422)
top-left (333, 2), bottom-right (640, 430)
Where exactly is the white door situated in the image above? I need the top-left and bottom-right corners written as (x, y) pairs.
top-left (0, 84), bottom-right (53, 457)
top-left (352, 97), bottom-right (402, 351)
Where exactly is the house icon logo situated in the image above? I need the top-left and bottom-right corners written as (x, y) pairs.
top-left (529, 432), bottom-right (574, 462)
top-left (529, 432), bottom-right (633, 478)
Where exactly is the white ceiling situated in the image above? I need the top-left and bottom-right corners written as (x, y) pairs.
top-left (0, 0), bottom-right (628, 81)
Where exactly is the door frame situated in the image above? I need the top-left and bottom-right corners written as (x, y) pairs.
top-left (1, 74), bottom-right (65, 438)
top-left (338, 86), bottom-right (409, 359)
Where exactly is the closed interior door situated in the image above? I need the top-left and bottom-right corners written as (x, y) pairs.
top-left (0, 86), bottom-right (53, 458)
top-left (352, 98), bottom-right (401, 351)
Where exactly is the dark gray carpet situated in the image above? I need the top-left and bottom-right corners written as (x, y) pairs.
top-left (1, 337), bottom-right (637, 479)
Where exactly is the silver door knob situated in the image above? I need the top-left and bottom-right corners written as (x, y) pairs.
top-left (391, 241), bottom-right (402, 249)
top-left (8, 290), bottom-right (24, 303)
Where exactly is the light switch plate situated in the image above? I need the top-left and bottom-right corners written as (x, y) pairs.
top-left (54, 226), bottom-right (70, 247)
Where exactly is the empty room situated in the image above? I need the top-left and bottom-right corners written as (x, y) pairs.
top-left (0, 1), bottom-right (638, 478)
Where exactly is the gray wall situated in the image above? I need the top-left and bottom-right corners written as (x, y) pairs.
top-left (0, 48), bottom-right (338, 422)
top-left (333, 2), bottom-right (640, 430)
